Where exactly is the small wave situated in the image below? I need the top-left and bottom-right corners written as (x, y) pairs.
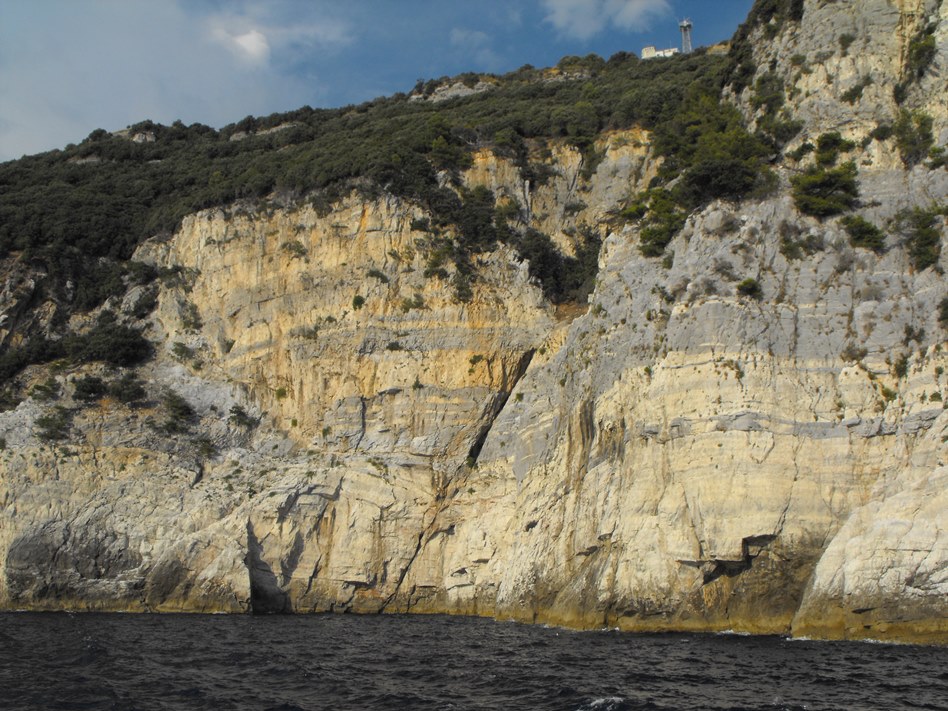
top-left (787, 635), bottom-right (908, 647)
top-left (716, 629), bottom-right (751, 636)
top-left (576, 697), bottom-right (628, 711)
top-left (853, 637), bottom-right (910, 646)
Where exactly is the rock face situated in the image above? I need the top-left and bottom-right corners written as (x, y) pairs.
top-left (1, 0), bottom-right (946, 643)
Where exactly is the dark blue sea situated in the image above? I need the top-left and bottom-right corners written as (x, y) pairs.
top-left (0, 612), bottom-right (945, 711)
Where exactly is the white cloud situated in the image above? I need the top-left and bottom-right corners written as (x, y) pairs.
top-left (207, 4), bottom-right (352, 68)
top-left (541, 0), bottom-right (671, 40)
top-left (449, 28), bottom-right (502, 70)
top-left (213, 27), bottom-right (271, 65)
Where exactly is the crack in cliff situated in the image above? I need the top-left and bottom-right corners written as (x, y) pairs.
top-left (353, 396), bottom-right (368, 451)
top-left (467, 348), bottom-right (536, 464)
top-left (774, 436), bottom-right (804, 537)
top-left (377, 529), bottom-right (425, 614)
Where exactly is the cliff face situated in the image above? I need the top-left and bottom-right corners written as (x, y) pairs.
top-left (1, 0), bottom-right (947, 643)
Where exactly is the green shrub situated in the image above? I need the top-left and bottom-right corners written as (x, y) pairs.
top-left (791, 162), bottom-right (859, 217)
top-left (892, 354), bottom-right (909, 379)
top-left (108, 372), bottom-right (147, 405)
top-left (281, 240), bottom-right (307, 258)
top-left (35, 406), bottom-right (72, 441)
top-left (228, 404), bottom-right (258, 428)
top-left (787, 142), bottom-right (814, 161)
top-left (126, 261), bottom-right (158, 285)
top-left (637, 189), bottom-right (687, 257)
top-left (367, 268), bottom-right (389, 283)
top-left (736, 278), bottom-right (762, 299)
top-left (180, 301), bottom-right (203, 331)
top-left (429, 135), bottom-right (472, 172)
top-left (928, 146), bottom-right (947, 170)
top-left (838, 33), bottom-right (857, 53)
top-left (757, 114), bottom-right (803, 149)
top-left (894, 110), bottom-right (934, 167)
top-left (939, 297), bottom-right (948, 329)
top-left (680, 158), bottom-right (763, 204)
top-left (752, 72), bottom-right (785, 116)
top-left (840, 215), bottom-right (886, 253)
top-left (780, 233), bottom-right (824, 260)
top-left (869, 124), bottom-right (893, 142)
top-left (452, 271), bottom-right (474, 303)
top-left (897, 205), bottom-right (944, 271)
top-left (160, 390), bottom-right (196, 434)
top-left (172, 342), bottom-right (194, 360)
top-left (410, 217), bottom-right (431, 232)
top-left (494, 199), bottom-right (521, 223)
top-left (73, 375), bottom-right (106, 402)
top-left (193, 436), bottom-right (217, 459)
top-left (131, 288), bottom-right (159, 318)
top-left (815, 132), bottom-right (855, 167)
top-left (74, 320), bottom-right (152, 366)
top-left (840, 76), bottom-right (872, 104)
top-left (400, 294), bottom-right (425, 312)
top-left (841, 343), bottom-right (868, 362)
top-left (906, 23), bottom-right (937, 79)
top-left (30, 378), bottom-right (60, 402)
top-left (352, 295), bottom-right (365, 310)
top-left (0, 387), bottom-right (21, 412)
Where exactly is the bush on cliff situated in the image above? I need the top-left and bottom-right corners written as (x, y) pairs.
top-left (840, 215), bottom-right (885, 253)
top-left (791, 162), bottom-right (859, 217)
top-left (896, 205), bottom-right (945, 271)
top-left (893, 110), bottom-right (934, 168)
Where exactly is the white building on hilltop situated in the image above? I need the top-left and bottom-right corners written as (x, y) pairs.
top-left (641, 45), bottom-right (680, 60)
top-left (642, 18), bottom-right (694, 60)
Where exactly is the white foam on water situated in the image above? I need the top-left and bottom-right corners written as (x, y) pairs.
top-left (576, 697), bottom-right (626, 711)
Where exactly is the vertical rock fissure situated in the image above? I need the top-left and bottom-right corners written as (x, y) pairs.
top-left (467, 348), bottom-right (536, 463)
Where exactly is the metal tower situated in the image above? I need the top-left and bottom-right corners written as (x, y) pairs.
top-left (679, 19), bottom-right (693, 54)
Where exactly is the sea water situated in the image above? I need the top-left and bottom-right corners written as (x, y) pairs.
top-left (1, 612), bottom-right (945, 710)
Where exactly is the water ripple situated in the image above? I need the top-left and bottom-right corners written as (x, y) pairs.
top-left (0, 613), bottom-right (945, 711)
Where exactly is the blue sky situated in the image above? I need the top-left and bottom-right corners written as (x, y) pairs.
top-left (0, 1), bottom-right (754, 161)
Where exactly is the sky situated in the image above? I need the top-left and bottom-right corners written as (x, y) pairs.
top-left (0, 0), bottom-right (754, 162)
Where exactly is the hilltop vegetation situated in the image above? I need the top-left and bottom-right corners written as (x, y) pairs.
top-left (0, 51), bottom-right (729, 313)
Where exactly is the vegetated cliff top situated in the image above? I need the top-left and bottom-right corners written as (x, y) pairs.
top-left (0, 50), bottom-right (726, 267)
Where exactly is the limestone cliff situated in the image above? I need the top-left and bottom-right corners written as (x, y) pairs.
top-left (1, 0), bottom-right (946, 644)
